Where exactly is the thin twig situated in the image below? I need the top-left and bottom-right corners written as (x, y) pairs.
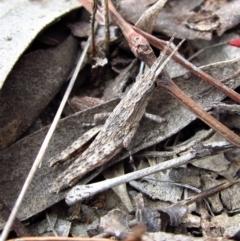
top-left (180, 180), bottom-right (239, 206)
top-left (103, 0), bottom-right (110, 55)
top-left (108, 0), bottom-right (153, 60)
top-left (91, 0), bottom-right (98, 57)
top-left (66, 141), bottom-right (232, 205)
top-left (156, 74), bottom-right (240, 147)
top-left (187, 41), bottom-right (227, 61)
top-left (138, 129), bottom-right (214, 158)
top-left (7, 238), bottom-right (111, 241)
top-left (0, 35), bottom-right (92, 241)
top-left (212, 102), bottom-right (240, 115)
top-left (46, 212), bottom-right (58, 237)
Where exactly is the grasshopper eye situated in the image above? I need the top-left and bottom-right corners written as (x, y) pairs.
top-left (145, 83), bottom-right (153, 92)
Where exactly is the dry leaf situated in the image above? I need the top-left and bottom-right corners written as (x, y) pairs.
top-left (0, 35), bottom-right (78, 150)
top-left (99, 209), bottom-right (130, 240)
top-left (0, 0), bottom-right (81, 89)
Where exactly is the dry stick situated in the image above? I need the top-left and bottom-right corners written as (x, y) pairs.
top-left (77, 0), bottom-right (103, 22)
top-left (0, 35), bottom-right (92, 241)
top-left (132, 26), bottom-right (240, 105)
top-left (65, 141), bottom-right (232, 205)
top-left (180, 180), bottom-right (239, 206)
top-left (163, 179), bottom-right (238, 219)
top-left (187, 42), bottom-right (227, 61)
top-left (7, 238), bottom-right (111, 241)
top-left (91, 0), bottom-right (98, 57)
top-left (103, 0), bottom-right (110, 55)
top-left (156, 74), bottom-right (240, 147)
top-left (108, 0), bottom-right (152, 58)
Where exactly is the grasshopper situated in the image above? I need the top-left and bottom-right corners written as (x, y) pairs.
top-left (49, 37), bottom-right (184, 193)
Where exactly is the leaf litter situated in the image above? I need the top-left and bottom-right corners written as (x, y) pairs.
top-left (1, 0), bottom-right (240, 240)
